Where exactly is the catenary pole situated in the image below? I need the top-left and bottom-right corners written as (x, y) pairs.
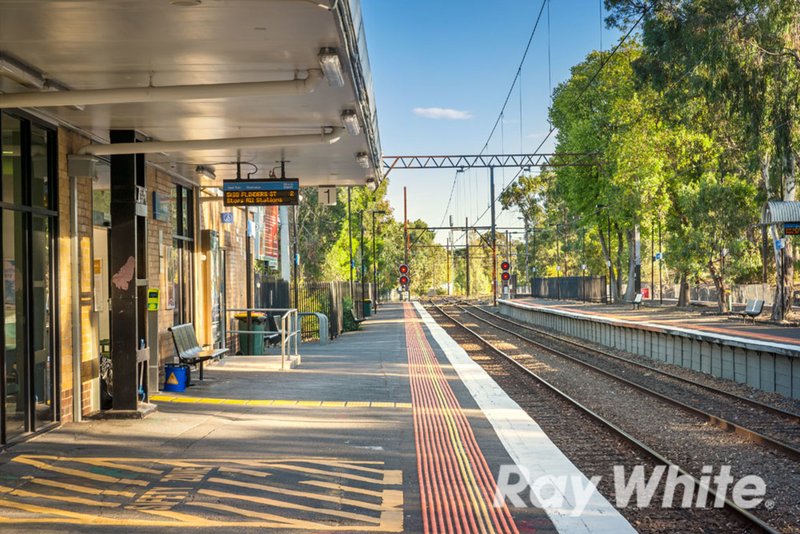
top-left (490, 167), bottom-right (497, 306)
top-left (465, 217), bottom-right (471, 297)
top-left (348, 187), bottom-right (354, 301)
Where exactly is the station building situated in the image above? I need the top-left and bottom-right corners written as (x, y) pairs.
top-left (0, 0), bottom-right (381, 444)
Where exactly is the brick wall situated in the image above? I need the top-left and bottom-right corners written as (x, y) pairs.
top-left (56, 128), bottom-right (259, 419)
top-left (56, 127), bottom-right (96, 422)
top-left (145, 166), bottom-right (180, 381)
top-left (198, 193), bottom-right (251, 350)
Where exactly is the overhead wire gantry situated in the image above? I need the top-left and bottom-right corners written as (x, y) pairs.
top-left (383, 152), bottom-right (599, 305)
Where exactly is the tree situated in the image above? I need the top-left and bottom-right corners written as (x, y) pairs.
top-left (606, 0), bottom-right (800, 318)
top-left (549, 43), bottom-right (671, 302)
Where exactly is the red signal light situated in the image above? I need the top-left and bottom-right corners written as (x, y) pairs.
top-left (501, 261), bottom-right (511, 271)
top-left (501, 272), bottom-right (511, 281)
top-left (399, 264), bottom-right (409, 274)
top-left (399, 275), bottom-right (409, 286)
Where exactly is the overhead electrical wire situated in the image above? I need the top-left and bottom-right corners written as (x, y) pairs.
top-left (478, 0), bottom-right (549, 156)
top-left (436, 0), bottom-right (549, 233)
top-left (467, 0), bottom-right (655, 231)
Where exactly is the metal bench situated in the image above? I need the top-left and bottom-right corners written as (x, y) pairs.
top-left (350, 308), bottom-right (365, 326)
top-left (736, 299), bottom-right (765, 324)
top-left (168, 323), bottom-right (228, 380)
top-left (264, 314), bottom-right (283, 347)
top-left (628, 293), bottom-right (643, 310)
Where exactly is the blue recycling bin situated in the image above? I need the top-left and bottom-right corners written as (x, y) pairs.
top-left (164, 364), bottom-right (189, 392)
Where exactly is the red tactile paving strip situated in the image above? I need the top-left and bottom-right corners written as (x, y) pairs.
top-left (404, 303), bottom-right (519, 534)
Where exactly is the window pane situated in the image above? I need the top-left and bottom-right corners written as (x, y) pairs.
top-left (170, 187), bottom-right (178, 232)
top-left (30, 126), bottom-right (49, 209)
top-left (4, 210), bottom-right (27, 439)
top-left (181, 189), bottom-right (189, 237)
top-left (1, 114), bottom-right (24, 206)
top-left (172, 241), bottom-right (180, 325)
top-left (32, 216), bottom-right (53, 427)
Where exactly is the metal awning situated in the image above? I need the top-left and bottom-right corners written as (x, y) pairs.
top-left (761, 201), bottom-right (800, 225)
top-left (0, 0), bottom-right (381, 187)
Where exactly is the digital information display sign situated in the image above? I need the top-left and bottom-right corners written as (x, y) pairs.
top-left (222, 179), bottom-right (300, 207)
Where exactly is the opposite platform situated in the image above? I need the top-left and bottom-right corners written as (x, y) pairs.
top-left (0, 302), bottom-right (633, 533)
top-left (502, 298), bottom-right (800, 399)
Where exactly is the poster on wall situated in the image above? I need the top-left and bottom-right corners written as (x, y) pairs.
top-left (261, 206), bottom-right (280, 261)
top-left (165, 244), bottom-right (176, 310)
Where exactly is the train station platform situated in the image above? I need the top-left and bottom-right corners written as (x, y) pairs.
top-left (501, 298), bottom-right (800, 399)
top-left (510, 297), bottom-right (800, 353)
top-left (0, 302), bottom-right (633, 533)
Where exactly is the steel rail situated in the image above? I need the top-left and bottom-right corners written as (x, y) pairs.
top-left (426, 301), bottom-right (781, 534)
top-left (451, 303), bottom-right (800, 463)
top-left (468, 303), bottom-right (800, 424)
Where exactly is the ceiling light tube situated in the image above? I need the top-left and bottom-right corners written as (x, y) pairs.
top-left (0, 54), bottom-right (46, 89)
top-left (77, 128), bottom-right (343, 156)
top-left (0, 70), bottom-right (323, 109)
top-left (318, 48), bottom-right (345, 87)
top-left (341, 109), bottom-right (360, 135)
top-left (356, 152), bottom-right (370, 169)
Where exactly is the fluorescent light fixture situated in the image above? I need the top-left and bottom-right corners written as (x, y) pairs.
top-left (356, 152), bottom-right (370, 169)
top-left (341, 110), bottom-right (360, 135)
top-left (318, 48), bottom-right (345, 87)
top-left (67, 154), bottom-right (107, 179)
top-left (195, 165), bottom-right (216, 180)
top-left (0, 54), bottom-right (46, 89)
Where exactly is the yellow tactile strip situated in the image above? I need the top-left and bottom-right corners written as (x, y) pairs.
top-left (0, 455), bottom-right (403, 530)
top-left (150, 395), bottom-right (412, 409)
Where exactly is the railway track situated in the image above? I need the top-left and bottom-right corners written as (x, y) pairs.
top-left (468, 303), bottom-right (800, 422)
top-left (455, 302), bottom-right (800, 461)
top-left (426, 300), bottom-right (785, 534)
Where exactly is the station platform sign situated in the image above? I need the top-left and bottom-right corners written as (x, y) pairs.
top-left (223, 179), bottom-right (299, 206)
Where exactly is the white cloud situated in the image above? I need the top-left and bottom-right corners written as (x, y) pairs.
top-left (413, 107), bottom-right (473, 120)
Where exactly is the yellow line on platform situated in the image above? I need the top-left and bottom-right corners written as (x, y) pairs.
top-left (266, 464), bottom-right (389, 485)
top-left (217, 467), bottom-right (272, 478)
top-left (207, 477), bottom-right (387, 512)
top-left (300, 480), bottom-right (384, 498)
top-left (198, 488), bottom-right (381, 524)
top-left (0, 485), bottom-right (120, 508)
top-left (12, 456), bottom-right (149, 487)
top-left (187, 501), bottom-right (326, 529)
top-left (150, 395), bottom-right (412, 409)
top-left (22, 476), bottom-right (136, 498)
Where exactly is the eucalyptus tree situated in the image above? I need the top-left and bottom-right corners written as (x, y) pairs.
top-left (606, 0), bottom-right (800, 318)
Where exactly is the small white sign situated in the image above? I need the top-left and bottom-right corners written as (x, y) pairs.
top-left (318, 186), bottom-right (337, 206)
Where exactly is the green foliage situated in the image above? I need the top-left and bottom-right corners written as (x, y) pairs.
top-left (342, 297), bottom-right (360, 332)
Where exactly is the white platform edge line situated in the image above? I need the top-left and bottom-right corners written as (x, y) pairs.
top-left (413, 301), bottom-right (637, 534)
top-left (500, 299), bottom-right (800, 356)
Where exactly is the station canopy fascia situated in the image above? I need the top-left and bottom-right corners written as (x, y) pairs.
top-left (761, 201), bottom-right (800, 225)
top-left (0, 0), bottom-right (381, 188)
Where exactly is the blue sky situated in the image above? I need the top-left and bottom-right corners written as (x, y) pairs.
top-left (361, 0), bottom-right (623, 240)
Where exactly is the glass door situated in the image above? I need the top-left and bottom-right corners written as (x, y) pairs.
top-left (0, 112), bottom-right (57, 443)
top-left (3, 210), bottom-right (27, 440)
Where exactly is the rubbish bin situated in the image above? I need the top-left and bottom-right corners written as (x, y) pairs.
top-left (362, 299), bottom-right (372, 318)
top-left (235, 313), bottom-right (267, 355)
top-left (164, 364), bottom-right (189, 392)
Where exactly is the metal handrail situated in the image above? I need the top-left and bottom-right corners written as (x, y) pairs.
top-left (224, 307), bottom-right (300, 370)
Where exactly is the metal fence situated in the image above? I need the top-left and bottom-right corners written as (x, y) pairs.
top-left (531, 276), bottom-right (607, 303)
top-left (255, 276), bottom-right (373, 341)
